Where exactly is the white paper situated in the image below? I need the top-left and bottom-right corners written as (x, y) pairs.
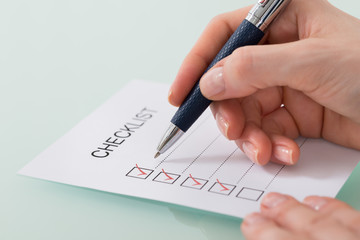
top-left (19, 80), bottom-right (360, 218)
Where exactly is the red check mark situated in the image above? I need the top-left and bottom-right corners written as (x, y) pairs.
top-left (217, 179), bottom-right (229, 191)
top-left (189, 174), bottom-right (201, 186)
top-left (162, 169), bottom-right (174, 181)
top-left (136, 164), bottom-right (147, 176)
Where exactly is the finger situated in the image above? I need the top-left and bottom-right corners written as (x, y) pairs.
top-left (198, 0), bottom-right (340, 101)
top-left (269, 134), bottom-right (300, 166)
top-left (238, 88), bottom-right (299, 165)
top-left (168, 7), bottom-right (252, 106)
top-left (322, 111), bottom-right (360, 150)
top-left (262, 107), bottom-right (299, 139)
top-left (235, 122), bottom-right (272, 166)
top-left (199, 38), bottom-right (334, 101)
top-left (209, 99), bottom-right (245, 140)
top-left (237, 86), bottom-right (323, 165)
top-left (260, 193), bottom-right (358, 239)
top-left (304, 196), bottom-right (360, 235)
top-left (282, 88), bottom-right (323, 138)
top-left (169, 0), bottom-right (299, 107)
top-left (210, 90), bottom-right (296, 165)
top-left (234, 89), bottom-right (281, 165)
top-left (260, 192), bottom-right (319, 231)
top-left (261, 108), bottom-right (300, 165)
top-left (241, 87), bottom-right (283, 126)
top-left (241, 213), bottom-right (296, 240)
top-left (172, 0), bottom-right (335, 105)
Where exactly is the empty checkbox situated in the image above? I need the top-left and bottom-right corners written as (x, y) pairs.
top-left (236, 187), bottom-right (264, 201)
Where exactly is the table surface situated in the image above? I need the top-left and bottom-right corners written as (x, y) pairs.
top-left (1, 1), bottom-right (359, 239)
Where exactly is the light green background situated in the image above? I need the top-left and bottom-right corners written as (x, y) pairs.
top-left (1, 0), bottom-right (359, 239)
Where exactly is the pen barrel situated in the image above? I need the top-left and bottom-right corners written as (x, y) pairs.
top-left (171, 19), bottom-right (265, 132)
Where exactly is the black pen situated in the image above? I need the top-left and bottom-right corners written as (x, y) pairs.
top-left (155, 0), bottom-right (291, 158)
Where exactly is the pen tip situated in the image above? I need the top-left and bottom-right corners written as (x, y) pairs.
top-left (154, 152), bottom-right (160, 159)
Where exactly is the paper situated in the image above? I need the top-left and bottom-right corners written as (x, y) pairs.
top-left (19, 80), bottom-right (360, 218)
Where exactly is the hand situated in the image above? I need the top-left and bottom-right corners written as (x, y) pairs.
top-left (168, 0), bottom-right (360, 165)
top-left (241, 193), bottom-right (360, 240)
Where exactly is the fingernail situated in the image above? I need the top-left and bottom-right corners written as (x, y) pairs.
top-left (274, 145), bottom-right (293, 165)
top-left (215, 112), bottom-right (229, 138)
top-left (168, 89), bottom-right (176, 105)
top-left (303, 197), bottom-right (329, 211)
top-left (262, 193), bottom-right (288, 209)
top-left (243, 213), bottom-right (267, 225)
top-left (200, 67), bottom-right (224, 97)
top-left (242, 142), bottom-right (259, 164)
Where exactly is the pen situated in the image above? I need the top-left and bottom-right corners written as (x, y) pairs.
top-left (155, 0), bottom-right (291, 158)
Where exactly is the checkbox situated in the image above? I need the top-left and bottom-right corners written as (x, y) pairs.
top-left (181, 175), bottom-right (208, 190)
top-left (126, 165), bottom-right (153, 179)
top-left (208, 181), bottom-right (236, 196)
top-left (153, 170), bottom-right (180, 184)
top-left (236, 187), bottom-right (264, 201)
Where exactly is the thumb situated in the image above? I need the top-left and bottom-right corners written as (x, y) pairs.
top-left (199, 39), bottom-right (329, 100)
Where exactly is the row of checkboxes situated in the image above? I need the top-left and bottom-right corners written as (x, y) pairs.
top-left (126, 165), bottom-right (264, 201)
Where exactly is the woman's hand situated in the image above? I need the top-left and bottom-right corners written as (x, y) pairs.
top-left (168, 0), bottom-right (360, 165)
top-left (241, 193), bottom-right (360, 240)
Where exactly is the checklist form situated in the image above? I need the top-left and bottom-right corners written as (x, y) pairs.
top-left (19, 80), bottom-right (360, 218)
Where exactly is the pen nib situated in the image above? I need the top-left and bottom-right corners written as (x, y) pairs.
top-left (154, 152), bottom-right (160, 159)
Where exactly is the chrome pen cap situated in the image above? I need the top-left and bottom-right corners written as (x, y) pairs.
top-left (246, 0), bottom-right (292, 31)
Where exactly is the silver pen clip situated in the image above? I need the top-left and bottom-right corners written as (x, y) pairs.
top-left (246, 0), bottom-right (292, 31)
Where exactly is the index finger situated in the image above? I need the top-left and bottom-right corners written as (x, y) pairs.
top-left (168, 7), bottom-right (252, 107)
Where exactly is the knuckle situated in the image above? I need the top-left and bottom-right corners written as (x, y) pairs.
top-left (262, 117), bottom-right (284, 135)
top-left (224, 47), bottom-right (258, 95)
top-left (208, 13), bottom-right (228, 28)
top-left (268, 198), bottom-right (301, 222)
top-left (229, 47), bottom-right (256, 80)
top-left (273, 205), bottom-right (291, 222)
